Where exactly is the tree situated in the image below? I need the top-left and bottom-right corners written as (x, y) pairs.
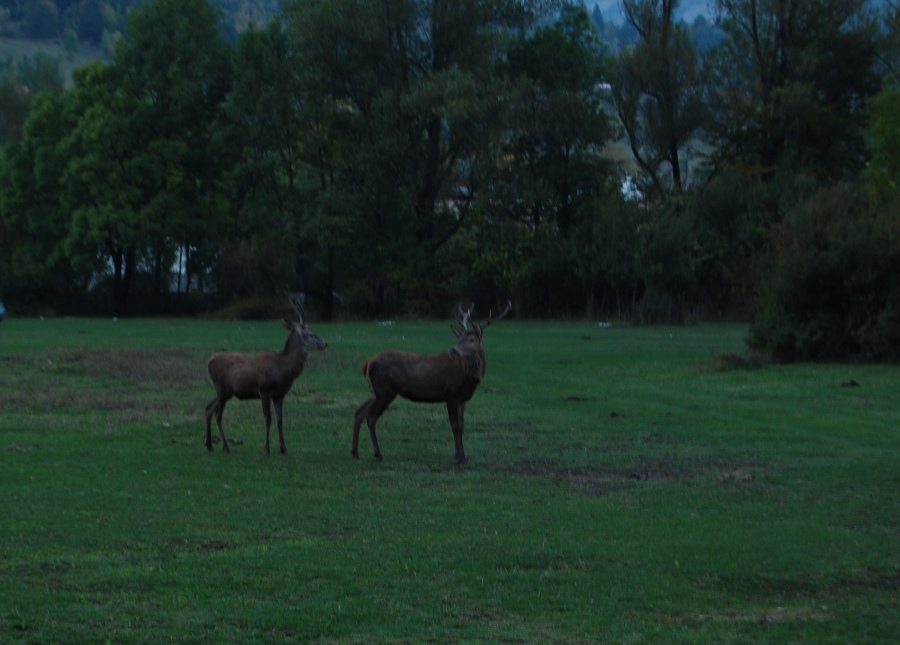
top-left (282, 0), bottom-right (544, 314)
top-left (0, 77), bottom-right (31, 145)
top-left (222, 20), bottom-right (318, 305)
top-left (474, 2), bottom-right (616, 315)
top-left (610, 0), bottom-right (708, 195)
top-left (708, 0), bottom-right (880, 181)
top-left (61, 0), bottom-right (232, 315)
top-left (62, 62), bottom-right (159, 314)
top-left (690, 15), bottom-right (724, 52)
top-left (865, 85), bottom-right (900, 199)
top-left (865, 1), bottom-right (900, 199)
top-left (0, 93), bottom-right (84, 304)
top-left (878, 0), bottom-right (900, 83)
top-left (0, 54), bottom-right (72, 304)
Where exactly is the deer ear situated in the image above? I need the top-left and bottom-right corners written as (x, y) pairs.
top-left (283, 318), bottom-right (292, 330)
top-left (450, 324), bottom-right (465, 338)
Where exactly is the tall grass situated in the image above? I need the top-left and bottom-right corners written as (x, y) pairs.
top-left (0, 318), bottom-right (897, 643)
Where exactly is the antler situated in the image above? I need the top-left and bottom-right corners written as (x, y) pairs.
top-left (289, 295), bottom-right (307, 325)
top-left (457, 303), bottom-right (474, 330)
top-left (480, 300), bottom-right (512, 329)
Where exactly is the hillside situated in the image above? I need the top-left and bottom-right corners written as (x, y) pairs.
top-left (0, 35), bottom-right (105, 83)
top-left (593, 0), bottom-right (889, 24)
top-left (0, 0), bottom-right (281, 83)
top-left (0, 0), bottom-right (280, 48)
top-left (591, 0), bottom-right (716, 23)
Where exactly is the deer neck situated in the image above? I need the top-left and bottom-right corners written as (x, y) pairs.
top-left (470, 348), bottom-right (486, 381)
top-left (282, 332), bottom-right (309, 373)
top-left (449, 347), bottom-right (486, 383)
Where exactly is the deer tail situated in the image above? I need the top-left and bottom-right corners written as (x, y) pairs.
top-left (360, 359), bottom-right (370, 377)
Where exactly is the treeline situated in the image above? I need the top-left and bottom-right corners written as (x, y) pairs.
top-left (1, 0), bottom-right (899, 363)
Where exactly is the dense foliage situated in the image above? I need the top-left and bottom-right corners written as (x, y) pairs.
top-left (0, 0), bottom-right (898, 362)
top-left (748, 185), bottom-right (900, 362)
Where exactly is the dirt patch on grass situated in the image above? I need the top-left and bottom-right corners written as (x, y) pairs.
top-left (513, 457), bottom-right (764, 495)
top-left (514, 460), bottom-right (682, 494)
top-left (45, 348), bottom-right (204, 385)
top-left (658, 606), bottom-right (828, 625)
top-left (696, 568), bottom-right (900, 599)
top-left (160, 537), bottom-right (230, 554)
top-left (705, 351), bottom-right (762, 372)
top-left (718, 467), bottom-right (758, 482)
top-left (1, 348), bottom-right (206, 418)
top-left (0, 382), bottom-right (178, 417)
top-left (4, 444), bottom-right (39, 452)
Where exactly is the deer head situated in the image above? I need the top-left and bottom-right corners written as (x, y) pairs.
top-left (287, 296), bottom-right (327, 351)
top-left (452, 300), bottom-right (512, 342)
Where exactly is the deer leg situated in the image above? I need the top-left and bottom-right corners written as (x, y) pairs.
top-left (352, 397), bottom-right (376, 459)
top-left (273, 397), bottom-right (287, 456)
top-left (261, 394), bottom-right (273, 456)
top-left (366, 417), bottom-right (384, 462)
top-left (204, 397), bottom-right (218, 451)
top-left (447, 401), bottom-right (467, 465)
top-left (214, 397), bottom-right (230, 454)
top-left (364, 394), bottom-right (394, 462)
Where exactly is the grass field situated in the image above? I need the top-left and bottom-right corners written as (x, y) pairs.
top-left (0, 317), bottom-right (897, 643)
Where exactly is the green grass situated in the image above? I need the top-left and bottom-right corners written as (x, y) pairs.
top-left (0, 318), bottom-right (897, 643)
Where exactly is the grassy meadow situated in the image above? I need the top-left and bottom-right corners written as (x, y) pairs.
top-left (0, 317), bottom-right (897, 643)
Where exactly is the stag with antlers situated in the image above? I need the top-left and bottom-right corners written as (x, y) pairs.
top-left (352, 302), bottom-right (512, 465)
top-left (204, 297), bottom-right (328, 456)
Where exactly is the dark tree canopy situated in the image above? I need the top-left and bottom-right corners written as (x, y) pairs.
top-left (708, 0), bottom-right (881, 180)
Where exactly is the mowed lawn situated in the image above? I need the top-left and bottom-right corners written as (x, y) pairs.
top-left (0, 317), bottom-right (897, 644)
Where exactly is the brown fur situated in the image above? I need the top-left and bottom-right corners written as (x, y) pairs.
top-left (352, 302), bottom-right (510, 465)
top-left (204, 317), bottom-right (327, 456)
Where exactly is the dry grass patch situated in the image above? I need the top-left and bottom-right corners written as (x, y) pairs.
top-left (513, 457), bottom-right (766, 495)
top-left (658, 606), bottom-right (829, 625)
top-left (45, 348), bottom-right (205, 385)
top-left (0, 348), bottom-right (206, 420)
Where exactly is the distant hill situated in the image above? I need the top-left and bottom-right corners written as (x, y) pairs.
top-left (0, 1), bottom-right (280, 47)
top-left (0, 0), bottom-right (281, 83)
top-left (0, 35), bottom-right (105, 83)
top-left (591, 0), bottom-right (889, 24)
top-left (591, 0), bottom-right (717, 24)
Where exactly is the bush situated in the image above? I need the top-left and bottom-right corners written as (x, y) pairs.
top-left (631, 174), bottom-right (783, 324)
top-left (212, 296), bottom-right (286, 321)
top-left (633, 207), bottom-right (697, 324)
top-left (748, 184), bottom-right (900, 362)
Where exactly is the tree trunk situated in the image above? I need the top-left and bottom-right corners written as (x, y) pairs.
top-left (323, 245), bottom-right (335, 321)
top-left (112, 246), bottom-right (136, 317)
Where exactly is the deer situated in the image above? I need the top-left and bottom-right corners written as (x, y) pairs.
top-left (352, 301), bottom-right (511, 465)
top-left (204, 297), bottom-right (328, 456)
